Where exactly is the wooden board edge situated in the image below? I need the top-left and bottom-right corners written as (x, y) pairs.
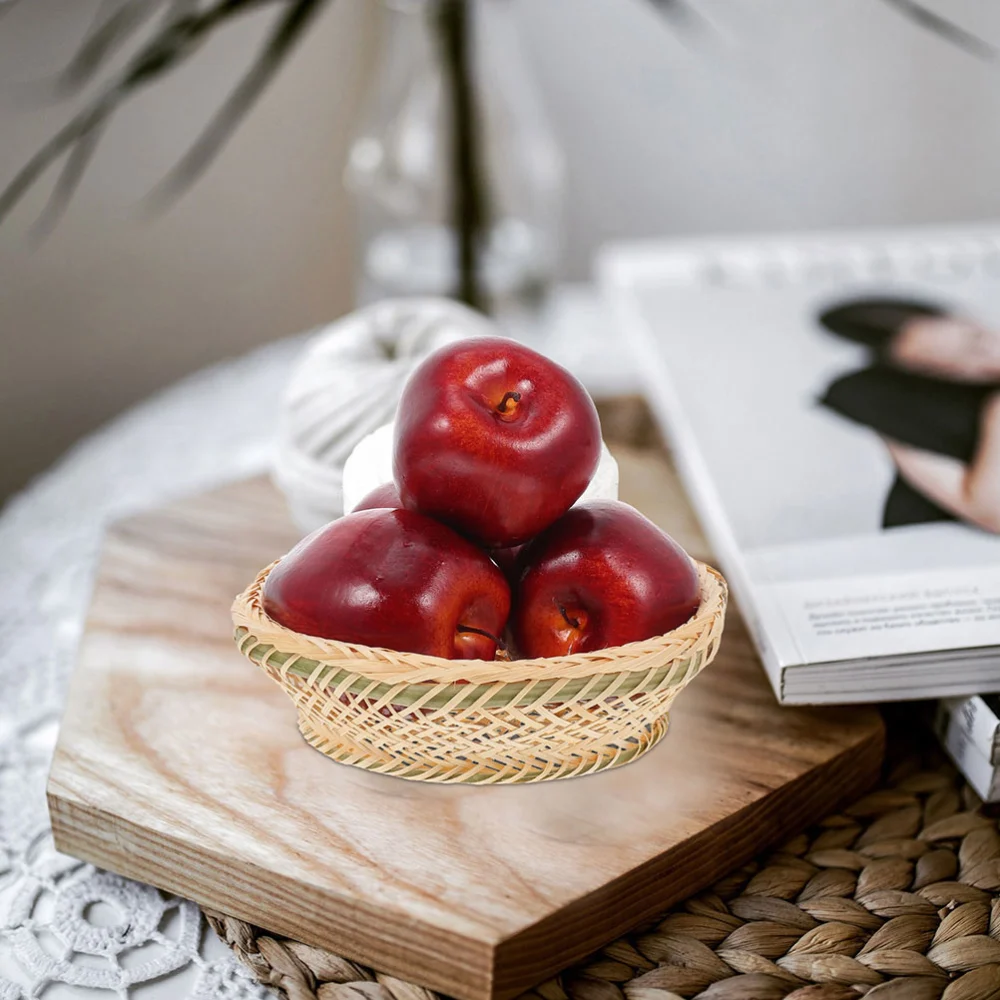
top-left (46, 780), bottom-right (497, 1000)
top-left (491, 712), bottom-right (886, 998)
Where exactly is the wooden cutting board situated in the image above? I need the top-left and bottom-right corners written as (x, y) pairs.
top-left (48, 443), bottom-right (884, 1000)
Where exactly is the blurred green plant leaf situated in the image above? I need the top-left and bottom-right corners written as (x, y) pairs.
top-left (879, 0), bottom-right (1000, 63)
top-left (646, 0), bottom-right (710, 35)
top-left (32, 119), bottom-right (108, 239)
top-left (154, 0), bottom-right (329, 202)
top-left (58, 0), bottom-right (169, 92)
top-left (0, 0), bottom-right (327, 227)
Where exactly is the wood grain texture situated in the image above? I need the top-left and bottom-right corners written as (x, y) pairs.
top-left (48, 446), bottom-right (885, 1000)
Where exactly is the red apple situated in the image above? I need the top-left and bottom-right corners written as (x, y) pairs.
top-left (393, 337), bottom-right (601, 548)
top-left (352, 482), bottom-right (402, 512)
top-left (490, 544), bottom-right (524, 583)
top-left (262, 508), bottom-right (510, 659)
top-left (513, 500), bottom-right (701, 657)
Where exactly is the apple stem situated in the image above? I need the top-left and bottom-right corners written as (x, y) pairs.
top-left (457, 623), bottom-right (507, 652)
top-left (559, 604), bottom-right (581, 630)
top-left (496, 391), bottom-right (521, 414)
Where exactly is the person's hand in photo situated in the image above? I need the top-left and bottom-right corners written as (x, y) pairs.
top-left (883, 391), bottom-right (1000, 533)
top-left (819, 297), bottom-right (1000, 530)
top-left (890, 315), bottom-right (1000, 383)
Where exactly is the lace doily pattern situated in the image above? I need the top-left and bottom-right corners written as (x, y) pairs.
top-left (0, 339), bottom-right (303, 1000)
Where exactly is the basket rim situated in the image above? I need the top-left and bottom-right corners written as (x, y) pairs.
top-left (231, 559), bottom-right (727, 686)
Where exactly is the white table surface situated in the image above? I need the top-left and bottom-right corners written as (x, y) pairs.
top-left (0, 287), bottom-right (636, 1000)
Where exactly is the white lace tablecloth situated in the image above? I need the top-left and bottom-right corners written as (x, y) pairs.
top-left (0, 337), bottom-right (305, 1000)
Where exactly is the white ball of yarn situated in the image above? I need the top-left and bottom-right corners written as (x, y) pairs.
top-left (273, 297), bottom-right (495, 532)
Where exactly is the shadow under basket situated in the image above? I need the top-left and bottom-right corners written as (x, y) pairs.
top-left (231, 563), bottom-right (728, 784)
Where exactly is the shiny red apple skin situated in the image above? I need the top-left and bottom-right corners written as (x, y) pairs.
top-left (513, 500), bottom-right (701, 657)
top-left (490, 544), bottom-right (524, 583)
top-left (352, 482), bottom-right (402, 512)
top-left (393, 337), bottom-right (601, 548)
top-left (262, 508), bottom-right (510, 659)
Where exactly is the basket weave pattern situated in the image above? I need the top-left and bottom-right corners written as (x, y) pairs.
top-left (232, 562), bottom-right (726, 784)
top-left (208, 753), bottom-right (1000, 1000)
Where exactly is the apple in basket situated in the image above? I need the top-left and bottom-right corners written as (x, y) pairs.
top-left (262, 508), bottom-right (510, 660)
top-left (512, 500), bottom-right (701, 658)
top-left (351, 482), bottom-right (402, 512)
top-left (489, 543), bottom-right (524, 583)
top-left (259, 337), bottom-right (704, 662)
top-left (393, 336), bottom-right (602, 548)
top-left (232, 330), bottom-right (724, 784)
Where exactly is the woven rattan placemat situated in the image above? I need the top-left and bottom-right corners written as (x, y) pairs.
top-left (207, 739), bottom-right (1000, 1000)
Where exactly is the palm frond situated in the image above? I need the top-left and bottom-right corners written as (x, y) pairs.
top-left (58, 0), bottom-right (168, 93)
top-left (0, 96), bottom-right (118, 224)
top-left (646, 0), bottom-right (712, 35)
top-left (32, 121), bottom-right (108, 238)
top-left (879, 0), bottom-right (1000, 63)
top-left (153, 0), bottom-right (330, 201)
top-left (0, 0), bottom-right (299, 226)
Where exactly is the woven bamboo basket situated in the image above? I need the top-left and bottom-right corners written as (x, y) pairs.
top-left (231, 560), bottom-right (727, 784)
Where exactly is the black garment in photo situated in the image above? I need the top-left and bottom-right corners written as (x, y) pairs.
top-left (820, 365), bottom-right (995, 528)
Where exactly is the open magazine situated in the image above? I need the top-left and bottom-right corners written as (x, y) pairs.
top-left (600, 224), bottom-right (1000, 704)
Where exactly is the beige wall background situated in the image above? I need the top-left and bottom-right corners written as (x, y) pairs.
top-left (5, 1), bottom-right (1000, 501)
top-left (0, 0), bottom-right (374, 500)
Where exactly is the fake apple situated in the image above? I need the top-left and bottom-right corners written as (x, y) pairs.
top-left (513, 500), bottom-right (701, 657)
top-left (262, 508), bottom-right (510, 659)
top-left (352, 482), bottom-right (402, 512)
top-left (341, 420), bottom-right (620, 520)
top-left (490, 544), bottom-right (524, 582)
top-left (393, 337), bottom-right (602, 548)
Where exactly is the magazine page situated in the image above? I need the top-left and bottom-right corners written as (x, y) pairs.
top-left (602, 229), bottom-right (1000, 697)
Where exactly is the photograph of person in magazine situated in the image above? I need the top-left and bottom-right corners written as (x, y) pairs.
top-left (819, 298), bottom-right (1000, 534)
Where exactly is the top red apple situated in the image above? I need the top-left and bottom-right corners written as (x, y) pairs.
top-left (393, 337), bottom-right (601, 548)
